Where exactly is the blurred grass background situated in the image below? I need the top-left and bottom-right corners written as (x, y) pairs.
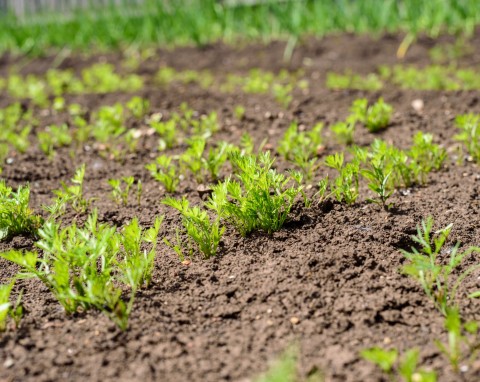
top-left (0, 0), bottom-right (479, 55)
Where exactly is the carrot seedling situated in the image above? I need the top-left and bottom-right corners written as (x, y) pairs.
top-left (401, 217), bottom-right (480, 316)
top-left (0, 181), bottom-right (43, 241)
top-left (207, 151), bottom-right (302, 236)
top-left (350, 97), bottom-right (392, 132)
top-left (108, 176), bottom-right (136, 206)
top-left (146, 155), bottom-right (180, 193)
top-left (163, 197), bottom-right (224, 259)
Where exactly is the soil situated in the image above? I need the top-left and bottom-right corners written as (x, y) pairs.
top-left (2, 31), bottom-right (480, 382)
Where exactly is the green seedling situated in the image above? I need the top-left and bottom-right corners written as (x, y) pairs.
top-left (146, 155), bottom-right (180, 193)
top-left (361, 347), bottom-right (436, 382)
top-left (278, 122), bottom-right (323, 181)
top-left (163, 197), bottom-right (224, 259)
top-left (454, 113), bottom-right (480, 163)
top-left (350, 97), bottom-right (393, 132)
top-left (126, 96), bottom-right (150, 120)
top-left (207, 151), bottom-right (302, 236)
top-left (44, 164), bottom-right (93, 218)
top-left (92, 103), bottom-right (126, 143)
top-left (435, 308), bottom-right (463, 372)
top-left (434, 308), bottom-right (480, 373)
top-left (181, 138), bottom-right (230, 183)
top-left (190, 111), bottom-right (220, 138)
top-left (272, 83), bottom-right (293, 108)
top-left (408, 132), bottom-right (446, 184)
top-left (325, 153), bottom-right (360, 205)
top-left (52, 96), bottom-right (66, 112)
top-left (278, 122), bottom-right (323, 161)
top-left (117, 215), bottom-right (164, 299)
top-left (361, 157), bottom-right (394, 210)
top-left (326, 71), bottom-right (383, 91)
top-left (0, 281), bottom-right (23, 331)
top-left (81, 63), bottom-right (143, 94)
top-left (254, 346), bottom-right (299, 382)
top-left (149, 118), bottom-right (178, 151)
top-left (234, 105), bottom-right (246, 120)
top-left (108, 176), bottom-right (136, 206)
top-left (330, 117), bottom-right (356, 145)
top-left (0, 181), bottom-right (43, 241)
top-left (204, 141), bottom-right (230, 182)
top-left (1, 211), bottom-right (162, 330)
top-left (38, 124), bottom-right (72, 159)
top-left (180, 138), bottom-right (207, 183)
top-left (401, 217), bottom-right (480, 316)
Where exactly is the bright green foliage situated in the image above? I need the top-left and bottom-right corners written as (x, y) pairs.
top-left (0, 283), bottom-right (12, 330)
top-left (4, 65), bottom-right (143, 101)
top-left (380, 65), bottom-right (480, 91)
top-left (0, 181), bottom-right (43, 241)
top-left (278, 122), bottom-right (323, 161)
top-left (330, 118), bottom-right (355, 145)
top-left (1, 211), bottom-right (162, 330)
top-left (1, 0), bottom-right (479, 56)
top-left (45, 164), bottom-right (92, 218)
top-left (324, 153), bottom-right (360, 205)
top-left (149, 118), bottom-right (178, 151)
top-left (126, 96), bottom-right (150, 119)
top-left (234, 105), bottom-right (246, 120)
top-left (254, 347), bottom-right (299, 382)
top-left (190, 111), bottom-right (219, 138)
top-left (223, 69), bottom-right (301, 107)
top-left (278, 122), bottom-right (323, 181)
top-left (435, 308), bottom-right (463, 372)
top-left (180, 138), bottom-right (230, 183)
top-left (0, 103), bottom-right (34, 163)
top-left (361, 347), bottom-right (398, 373)
top-left (0, 282), bottom-right (23, 331)
top-left (401, 217), bottom-right (480, 316)
top-left (350, 97), bottom-right (393, 132)
top-left (156, 67), bottom-right (214, 89)
top-left (146, 155), bottom-right (180, 193)
top-left (367, 135), bottom-right (445, 188)
top-left (326, 72), bottom-right (383, 91)
top-left (108, 176), bottom-right (136, 206)
top-left (408, 132), bottom-right (447, 184)
top-left (163, 197), bottom-right (224, 259)
top-left (361, 347), bottom-right (437, 382)
top-left (117, 215), bottom-right (164, 294)
top-left (81, 63), bottom-right (143, 94)
top-left (38, 124), bottom-right (72, 158)
top-left (361, 157), bottom-right (393, 210)
top-left (454, 113), bottom-right (480, 162)
top-left (180, 138), bottom-right (207, 183)
top-left (207, 151), bottom-right (302, 236)
top-left (434, 308), bottom-right (480, 372)
top-left (92, 103), bottom-right (126, 142)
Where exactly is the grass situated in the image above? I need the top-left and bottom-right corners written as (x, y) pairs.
top-left (1, 0), bottom-right (480, 55)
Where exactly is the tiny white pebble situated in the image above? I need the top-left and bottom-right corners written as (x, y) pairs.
top-left (3, 358), bottom-right (14, 368)
top-left (411, 99), bottom-right (424, 112)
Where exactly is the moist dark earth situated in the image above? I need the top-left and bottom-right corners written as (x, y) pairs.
top-left (2, 31), bottom-right (480, 381)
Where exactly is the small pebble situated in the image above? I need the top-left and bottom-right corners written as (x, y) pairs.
top-left (3, 358), bottom-right (14, 368)
top-left (290, 317), bottom-right (300, 325)
top-left (411, 99), bottom-right (424, 112)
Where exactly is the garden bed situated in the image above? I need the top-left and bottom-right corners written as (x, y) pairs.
top-left (1, 31), bottom-right (480, 381)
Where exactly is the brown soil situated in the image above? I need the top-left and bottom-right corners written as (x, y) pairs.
top-left (2, 32), bottom-right (480, 382)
